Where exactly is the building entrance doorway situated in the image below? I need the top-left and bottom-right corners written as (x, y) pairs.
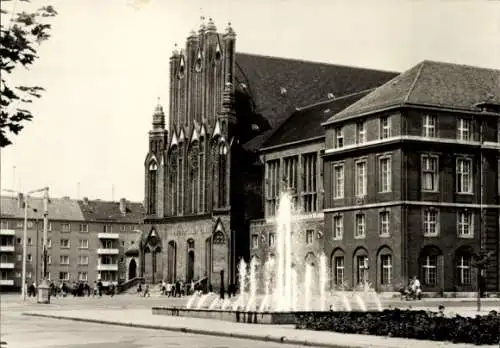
top-left (128, 258), bottom-right (137, 280)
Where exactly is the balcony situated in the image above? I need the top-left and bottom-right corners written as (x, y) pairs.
top-left (97, 264), bottom-right (118, 271)
top-left (97, 248), bottom-right (119, 255)
top-left (0, 229), bottom-right (15, 236)
top-left (0, 262), bottom-right (15, 269)
top-left (97, 233), bottom-right (119, 239)
top-left (0, 246), bottom-right (15, 252)
top-left (0, 279), bottom-right (14, 286)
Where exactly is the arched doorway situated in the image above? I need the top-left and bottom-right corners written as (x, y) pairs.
top-left (187, 250), bottom-right (195, 282)
top-left (128, 258), bottom-right (137, 280)
top-left (187, 238), bottom-right (195, 282)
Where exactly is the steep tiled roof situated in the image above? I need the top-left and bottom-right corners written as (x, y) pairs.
top-left (0, 195), bottom-right (145, 223)
top-left (235, 53), bottom-right (399, 150)
top-left (78, 199), bottom-right (145, 223)
top-left (262, 89), bottom-right (373, 150)
top-left (0, 195), bottom-right (85, 221)
top-left (327, 60), bottom-right (500, 123)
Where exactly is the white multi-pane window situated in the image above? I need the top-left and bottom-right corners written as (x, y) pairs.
top-left (79, 255), bottom-right (89, 265)
top-left (59, 272), bottom-right (69, 281)
top-left (457, 118), bottom-right (472, 141)
top-left (268, 233), bottom-right (275, 247)
top-left (456, 158), bottom-right (473, 194)
top-left (27, 254), bottom-right (32, 262)
top-left (423, 209), bottom-right (439, 236)
top-left (422, 255), bottom-right (438, 285)
top-left (266, 159), bottom-right (280, 216)
top-left (356, 121), bottom-right (366, 144)
top-left (305, 230), bottom-right (314, 244)
top-left (78, 272), bottom-right (88, 282)
top-left (334, 256), bottom-right (344, 286)
top-left (422, 155), bottom-right (438, 191)
top-left (251, 234), bottom-right (259, 249)
top-left (47, 238), bottom-right (52, 248)
top-left (79, 224), bottom-right (88, 233)
top-left (335, 126), bottom-right (344, 148)
top-left (423, 114), bottom-right (437, 137)
top-left (379, 211), bottom-right (390, 236)
top-left (333, 164), bottom-right (344, 199)
top-left (379, 116), bottom-right (391, 139)
top-left (354, 214), bottom-right (366, 239)
top-left (333, 215), bottom-right (344, 240)
top-left (381, 254), bottom-right (392, 285)
top-left (457, 210), bottom-right (474, 238)
top-left (356, 255), bottom-right (368, 284)
top-left (47, 255), bottom-right (52, 264)
top-left (61, 223), bottom-right (71, 232)
top-left (60, 239), bottom-right (70, 248)
top-left (456, 255), bottom-right (471, 285)
top-left (379, 157), bottom-right (392, 192)
top-left (355, 161), bottom-right (367, 196)
top-left (79, 239), bottom-right (88, 249)
top-left (104, 225), bottom-right (112, 233)
top-left (60, 255), bottom-right (69, 265)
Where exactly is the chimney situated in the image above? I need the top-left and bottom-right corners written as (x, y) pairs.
top-left (119, 198), bottom-right (127, 215)
top-left (83, 197), bottom-right (89, 205)
top-left (17, 193), bottom-right (24, 209)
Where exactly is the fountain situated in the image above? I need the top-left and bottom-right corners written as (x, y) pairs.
top-left (152, 190), bottom-right (384, 324)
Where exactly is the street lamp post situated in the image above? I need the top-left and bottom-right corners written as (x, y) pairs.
top-left (38, 188), bottom-right (50, 304)
top-left (2, 187), bottom-right (49, 301)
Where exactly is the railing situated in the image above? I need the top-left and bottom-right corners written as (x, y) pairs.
top-left (97, 248), bottom-right (119, 255)
top-left (97, 233), bottom-right (120, 239)
top-left (0, 229), bottom-right (15, 236)
top-left (116, 277), bottom-right (145, 294)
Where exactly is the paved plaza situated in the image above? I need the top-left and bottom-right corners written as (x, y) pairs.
top-left (1, 294), bottom-right (499, 348)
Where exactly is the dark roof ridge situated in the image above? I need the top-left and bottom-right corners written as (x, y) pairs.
top-left (296, 88), bottom-right (379, 111)
top-left (403, 61), bottom-right (426, 104)
top-left (419, 59), bottom-right (500, 72)
top-left (236, 52), bottom-right (400, 74)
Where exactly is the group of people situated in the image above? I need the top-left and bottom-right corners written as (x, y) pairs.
top-left (400, 276), bottom-right (422, 300)
top-left (25, 280), bottom-right (118, 299)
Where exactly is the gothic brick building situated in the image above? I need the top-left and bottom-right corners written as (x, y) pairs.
top-left (142, 19), bottom-right (397, 288)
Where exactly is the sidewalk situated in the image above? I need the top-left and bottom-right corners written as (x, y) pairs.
top-left (22, 308), bottom-right (496, 348)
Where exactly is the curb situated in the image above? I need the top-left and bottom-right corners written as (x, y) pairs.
top-left (22, 312), bottom-right (364, 348)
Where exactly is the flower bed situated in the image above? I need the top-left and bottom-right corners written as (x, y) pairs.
top-left (295, 309), bottom-right (500, 345)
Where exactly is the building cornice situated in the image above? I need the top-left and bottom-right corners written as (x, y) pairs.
top-left (323, 201), bottom-right (500, 213)
top-left (322, 135), bottom-right (494, 157)
top-left (322, 103), bottom-right (500, 128)
top-left (259, 136), bottom-right (324, 153)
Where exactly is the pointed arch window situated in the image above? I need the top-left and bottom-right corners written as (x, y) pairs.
top-left (218, 143), bottom-right (228, 207)
top-left (177, 144), bottom-right (184, 215)
top-left (195, 51), bottom-right (203, 73)
top-left (169, 147), bottom-right (178, 216)
top-left (199, 137), bottom-right (206, 212)
top-left (189, 142), bottom-right (199, 214)
top-left (178, 55), bottom-right (185, 79)
top-left (215, 42), bottom-right (222, 62)
top-left (148, 162), bottom-right (158, 214)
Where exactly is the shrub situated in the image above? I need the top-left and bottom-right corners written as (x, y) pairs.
top-left (294, 309), bottom-right (500, 345)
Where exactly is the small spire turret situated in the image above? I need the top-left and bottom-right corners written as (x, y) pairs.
top-left (152, 97), bottom-right (165, 129)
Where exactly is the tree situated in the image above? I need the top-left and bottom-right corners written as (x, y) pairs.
top-left (0, 0), bottom-right (57, 147)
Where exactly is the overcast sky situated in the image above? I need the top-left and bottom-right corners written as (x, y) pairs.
top-left (1, 0), bottom-right (499, 202)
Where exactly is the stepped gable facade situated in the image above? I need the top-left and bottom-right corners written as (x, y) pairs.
top-left (142, 18), bottom-right (398, 289)
top-left (322, 60), bottom-right (500, 293)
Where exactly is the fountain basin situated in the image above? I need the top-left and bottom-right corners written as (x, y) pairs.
top-left (152, 307), bottom-right (298, 324)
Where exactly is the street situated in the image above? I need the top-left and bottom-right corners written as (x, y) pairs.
top-left (1, 295), bottom-right (308, 348)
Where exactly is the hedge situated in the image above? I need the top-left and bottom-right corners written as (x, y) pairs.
top-left (295, 309), bottom-right (500, 345)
